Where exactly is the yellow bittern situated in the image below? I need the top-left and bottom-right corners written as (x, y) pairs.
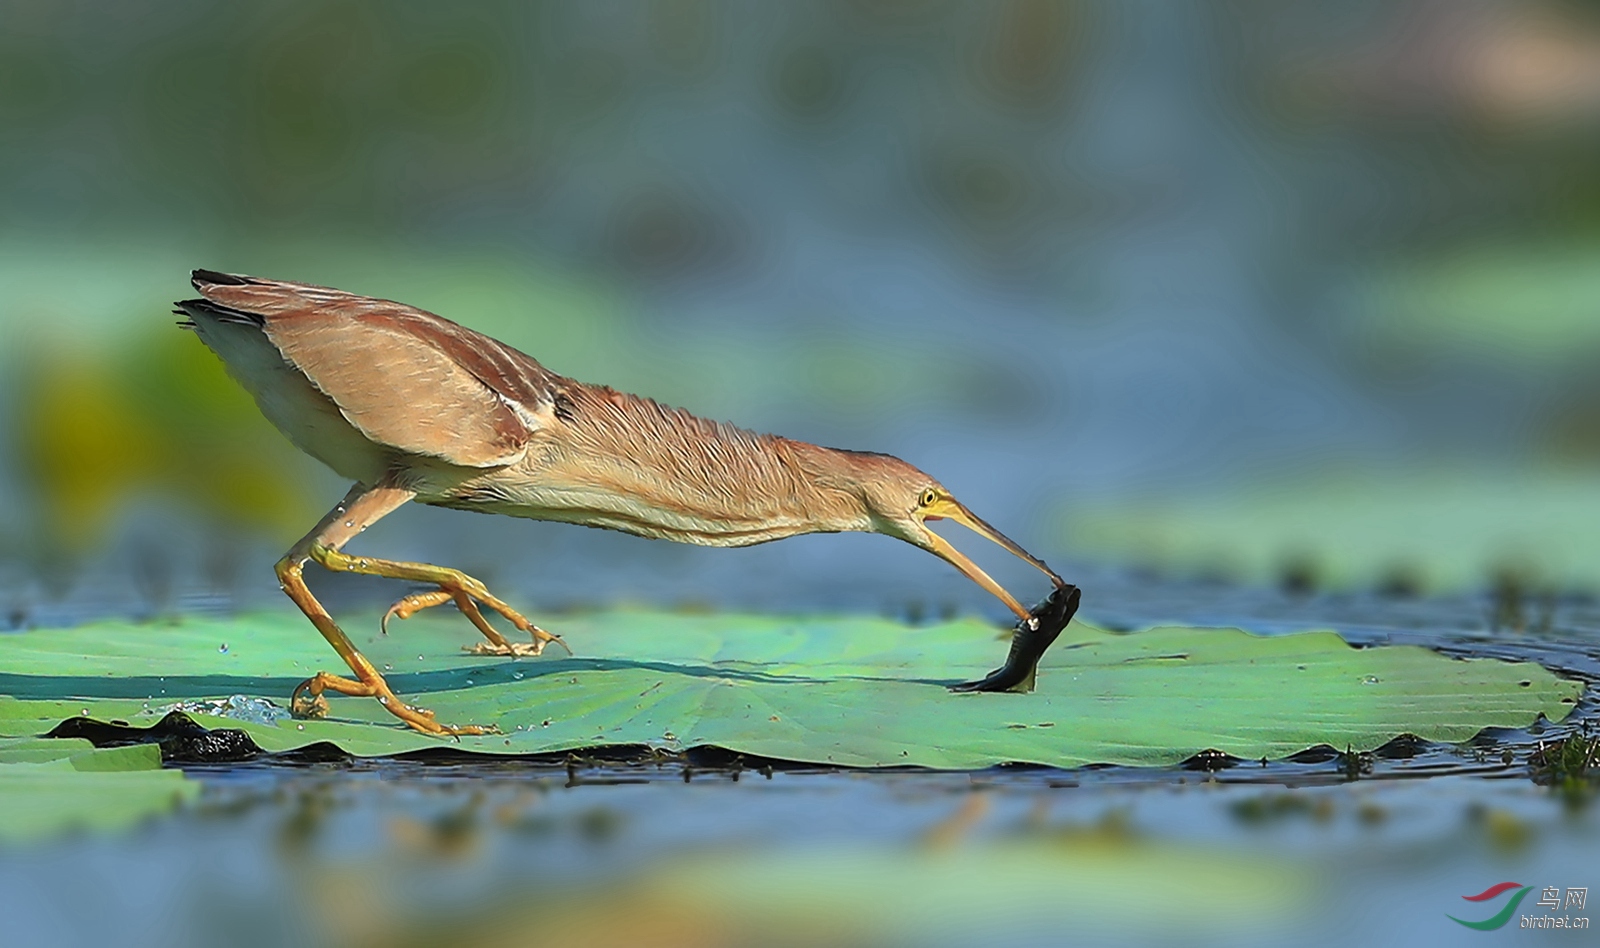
top-left (177, 269), bottom-right (1066, 734)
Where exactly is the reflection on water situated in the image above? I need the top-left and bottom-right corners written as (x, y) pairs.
top-left (0, 761), bottom-right (1593, 948)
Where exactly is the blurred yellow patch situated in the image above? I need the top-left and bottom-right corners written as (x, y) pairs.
top-left (9, 322), bottom-right (318, 552)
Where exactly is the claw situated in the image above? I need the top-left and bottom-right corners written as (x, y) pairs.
top-left (291, 670), bottom-right (494, 735)
top-left (463, 639), bottom-right (561, 657)
top-left (378, 580), bottom-right (562, 658)
top-left (514, 623), bottom-right (570, 655)
top-left (382, 589), bottom-right (454, 635)
top-left (291, 690), bottom-right (329, 720)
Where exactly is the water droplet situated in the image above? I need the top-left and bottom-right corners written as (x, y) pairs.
top-left (1361, 675), bottom-right (1380, 685)
top-left (541, 718), bottom-right (552, 727)
top-left (296, 724), bottom-right (305, 730)
top-left (343, 520), bottom-right (353, 528)
top-left (418, 655), bottom-right (424, 661)
top-left (378, 696), bottom-right (389, 705)
top-left (465, 679), bottom-right (475, 685)
top-left (80, 708), bottom-right (89, 716)
top-left (218, 643), bottom-right (229, 654)
top-left (383, 663), bottom-right (392, 671)
top-left (512, 671), bottom-right (524, 680)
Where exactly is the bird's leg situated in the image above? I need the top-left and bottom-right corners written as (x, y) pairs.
top-left (277, 484), bottom-right (495, 737)
top-left (306, 546), bottom-right (567, 657)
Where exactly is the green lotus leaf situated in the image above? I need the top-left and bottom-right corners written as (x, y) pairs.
top-left (0, 742), bottom-right (195, 841)
top-left (0, 610), bottom-right (1581, 768)
top-left (0, 736), bottom-right (95, 764)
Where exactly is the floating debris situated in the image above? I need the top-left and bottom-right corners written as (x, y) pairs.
top-left (1529, 734), bottom-right (1599, 805)
top-left (46, 710), bottom-right (262, 763)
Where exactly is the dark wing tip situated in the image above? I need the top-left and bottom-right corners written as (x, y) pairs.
top-left (174, 296), bottom-right (263, 327)
top-left (191, 268), bottom-right (253, 289)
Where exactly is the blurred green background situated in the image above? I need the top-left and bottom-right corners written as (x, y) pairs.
top-left (4, 0), bottom-right (1600, 620)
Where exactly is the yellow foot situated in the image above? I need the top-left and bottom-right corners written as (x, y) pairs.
top-left (463, 641), bottom-right (549, 657)
top-left (290, 689), bottom-right (330, 720)
top-left (290, 670), bottom-right (499, 737)
top-left (381, 584), bottom-right (569, 656)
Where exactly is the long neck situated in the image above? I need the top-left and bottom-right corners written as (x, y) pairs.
top-left (490, 385), bottom-right (874, 546)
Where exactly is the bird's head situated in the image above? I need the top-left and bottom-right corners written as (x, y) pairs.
top-left (840, 452), bottom-right (1065, 620)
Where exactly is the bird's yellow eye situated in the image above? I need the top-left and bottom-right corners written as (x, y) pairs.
top-left (919, 488), bottom-right (939, 508)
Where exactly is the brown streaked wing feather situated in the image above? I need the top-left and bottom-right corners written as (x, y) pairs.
top-left (193, 272), bottom-right (556, 468)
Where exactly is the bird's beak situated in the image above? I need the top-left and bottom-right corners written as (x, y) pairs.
top-left (918, 497), bottom-right (1065, 621)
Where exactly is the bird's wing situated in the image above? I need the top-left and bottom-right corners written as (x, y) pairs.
top-left (189, 269), bottom-right (557, 468)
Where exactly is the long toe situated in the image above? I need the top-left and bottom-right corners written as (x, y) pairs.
top-left (439, 722), bottom-right (500, 737)
top-left (462, 641), bottom-right (548, 657)
top-left (529, 626), bottom-right (570, 654)
top-left (291, 691), bottom-right (331, 719)
top-left (382, 589), bottom-right (454, 634)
